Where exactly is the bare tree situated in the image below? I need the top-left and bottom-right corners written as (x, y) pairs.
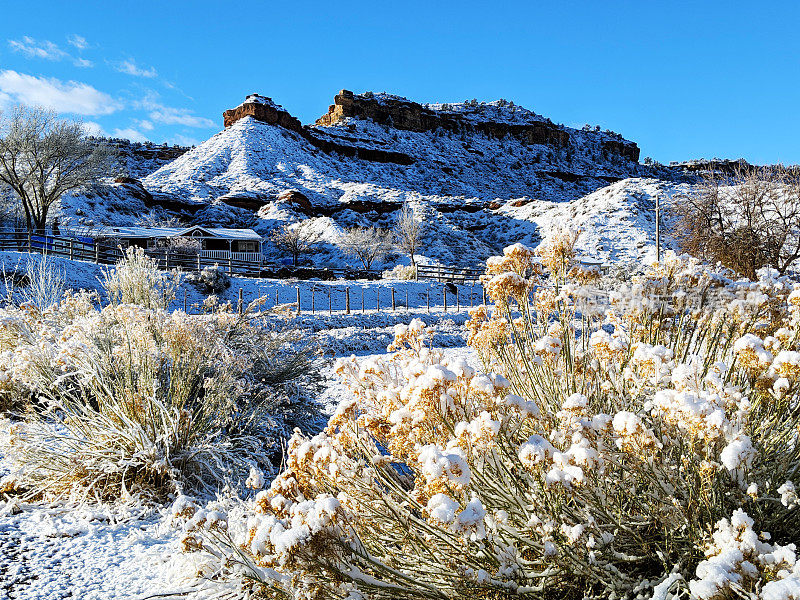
top-left (339, 226), bottom-right (391, 270)
top-left (271, 223), bottom-right (317, 266)
top-left (0, 106), bottom-right (116, 233)
top-left (675, 165), bottom-right (800, 278)
top-left (136, 210), bottom-right (187, 229)
top-left (393, 202), bottom-right (423, 268)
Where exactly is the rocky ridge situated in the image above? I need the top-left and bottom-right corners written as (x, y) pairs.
top-left (60, 89), bottom-right (690, 269)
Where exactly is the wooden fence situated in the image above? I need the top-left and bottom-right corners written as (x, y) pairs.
top-left (0, 230), bottom-right (386, 278)
top-left (0, 230), bottom-right (490, 283)
top-left (415, 263), bottom-right (484, 284)
top-left (194, 282), bottom-right (488, 317)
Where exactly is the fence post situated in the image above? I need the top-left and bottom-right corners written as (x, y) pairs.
top-left (239, 288), bottom-right (244, 315)
top-left (296, 287), bottom-right (300, 315)
top-left (482, 286), bottom-right (486, 306)
top-left (427, 289), bottom-right (430, 313)
top-left (94, 244), bottom-right (99, 264)
top-left (346, 287), bottom-right (350, 314)
top-left (443, 288), bottom-right (447, 312)
top-left (197, 254), bottom-right (201, 272)
top-left (26, 233), bottom-right (31, 253)
top-left (391, 288), bottom-right (396, 311)
top-left (69, 239), bottom-right (74, 260)
top-left (457, 289), bottom-right (460, 312)
top-left (228, 254), bottom-right (233, 275)
top-left (376, 288), bottom-right (380, 312)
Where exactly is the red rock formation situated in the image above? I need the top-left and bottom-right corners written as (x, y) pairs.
top-left (223, 94), bottom-right (415, 166)
top-left (222, 91), bottom-right (639, 166)
top-left (316, 90), bottom-right (570, 147)
top-left (223, 94), bottom-right (304, 133)
top-left (277, 189), bottom-right (314, 213)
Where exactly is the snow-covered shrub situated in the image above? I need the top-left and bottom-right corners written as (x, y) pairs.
top-left (101, 246), bottom-right (180, 309)
top-left (18, 254), bottom-right (66, 310)
top-left (381, 264), bottom-right (416, 280)
top-left (0, 294), bottom-right (320, 500)
top-left (202, 243), bottom-right (800, 599)
top-left (167, 236), bottom-right (202, 254)
top-left (185, 264), bottom-right (231, 294)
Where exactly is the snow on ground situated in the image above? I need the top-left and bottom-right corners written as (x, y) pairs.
top-left (0, 503), bottom-right (199, 600)
top-left (499, 178), bottom-right (690, 265)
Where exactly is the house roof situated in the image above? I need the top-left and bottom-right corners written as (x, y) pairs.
top-left (92, 225), bottom-right (263, 241)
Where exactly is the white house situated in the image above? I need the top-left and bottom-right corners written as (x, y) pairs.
top-left (91, 225), bottom-right (264, 264)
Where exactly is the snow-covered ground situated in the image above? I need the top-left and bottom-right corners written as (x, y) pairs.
top-left (0, 503), bottom-right (197, 600)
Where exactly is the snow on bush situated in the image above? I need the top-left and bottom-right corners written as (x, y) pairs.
top-left (101, 246), bottom-right (180, 309)
top-left (184, 238), bottom-right (800, 599)
top-left (185, 264), bottom-right (231, 294)
top-left (381, 264), bottom-right (417, 280)
top-left (0, 251), bottom-right (320, 500)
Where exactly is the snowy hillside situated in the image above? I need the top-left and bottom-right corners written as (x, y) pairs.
top-left (56, 92), bottom-right (693, 268)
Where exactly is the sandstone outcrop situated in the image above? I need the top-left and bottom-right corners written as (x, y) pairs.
top-left (601, 140), bottom-right (640, 163)
top-left (277, 189), bottom-right (314, 213)
top-left (223, 94), bottom-right (415, 166)
top-left (316, 90), bottom-right (571, 147)
top-left (223, 94), bottom-right (305, 133)
top-left (222, 90), bottom-right (640, 166)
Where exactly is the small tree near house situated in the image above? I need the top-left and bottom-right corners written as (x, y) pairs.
top-left (393, 202), bottom-right (423, 269)
top-left (339, 226), bottom-right (391, 270)
top-left (0, 106), bottom-right (116, 233)
top-left (271, 223), bottom-right (317, 266)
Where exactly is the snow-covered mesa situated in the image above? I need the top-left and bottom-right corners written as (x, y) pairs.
top-left (58, 92), bottom-right (691, 269)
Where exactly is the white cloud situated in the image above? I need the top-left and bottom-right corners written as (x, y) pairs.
top-left (0, 70), bottom-right (121, 116)
top-left (111, 127), bottom-right (149, 143)
top-left (135, 119), bottom-right (154, 131)
top-left (8, 36), bottom-right (66, 61)
top-left (82, 121), bottom-right (105, 136)
top-left (115, 59), bottom-right (157, 78)
top-left (170, 133), bottom-right (200, 147)
top-left (67, 34), bottom-right (88, 50)
top-left (148, 105), bottom-right (215, 128)
top-left (73, 58), bottom-right (93, 68)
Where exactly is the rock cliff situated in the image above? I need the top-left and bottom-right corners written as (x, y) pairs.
top-left (223, 94), bottom-right (305, 133)
top-left (222, 90), bottom-right (640, 165)
top-left (316, 89), bottom-right (572, 148)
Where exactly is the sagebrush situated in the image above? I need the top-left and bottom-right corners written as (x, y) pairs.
top-left (185, 233), bottom-right (800, 600)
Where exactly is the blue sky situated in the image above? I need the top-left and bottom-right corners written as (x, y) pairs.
top-left (0, 1), bottom-right (797, 164)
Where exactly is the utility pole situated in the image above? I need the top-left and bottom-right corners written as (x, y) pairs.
top-left (655, 194), bottom-right (661, 263)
